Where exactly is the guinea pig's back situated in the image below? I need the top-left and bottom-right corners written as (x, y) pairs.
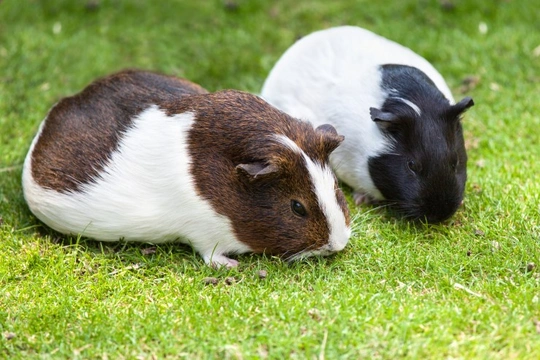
top-left (328, 26), bottom-right (453, 101)
top-left (22, 70), bottom-right (221, 241)
top-left (29, 70), bottom-right (208, 192)
top-left (261, 26), bottom-right (454, 116)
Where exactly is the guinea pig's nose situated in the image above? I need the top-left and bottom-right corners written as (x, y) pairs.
top-left (422, 205), bottom-right (458, 223)
top-left (424, 214), bottom-right (448, 224)
top-left (328, 227), bottom-right (351, 252)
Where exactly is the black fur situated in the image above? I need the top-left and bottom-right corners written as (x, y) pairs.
top-left (368, 65), bottom-right (474, 223)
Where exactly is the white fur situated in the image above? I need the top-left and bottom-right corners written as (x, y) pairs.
top-left (273, 134), bottom-right (302, 155)
top-left (23, 107), bottom-right (251, 267)
top-left (395, 97), bottom-right (422, 116)
top-left (303, 156), bottom-right (351, 252)
top-left (261, 26), bottom-right (455, 200)
top-left (273, 135), bottom-right (351, 253)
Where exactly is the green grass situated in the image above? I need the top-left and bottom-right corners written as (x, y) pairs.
top-left (1, 0), bottom-right (539, 358)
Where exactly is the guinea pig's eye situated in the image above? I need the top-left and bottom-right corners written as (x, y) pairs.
top-left (451, 159), bottom-right (459, 172)
top-left (291, 200), bottom-right (307, 217)
top-left (407, 160), bottom-right (420, 173)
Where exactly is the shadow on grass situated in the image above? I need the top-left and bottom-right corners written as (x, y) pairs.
top-left (27, 220), bottom-right (350, 279)
top-left (6, 172), bottom-right (467, 280)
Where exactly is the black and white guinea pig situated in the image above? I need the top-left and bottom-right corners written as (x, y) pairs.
top-left (261, 26), bottom-right (474, 223)
top-left (22, 70), bottom-right (351, 267)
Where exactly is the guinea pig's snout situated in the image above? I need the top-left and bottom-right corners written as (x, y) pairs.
top-left (415, 197), bottom-right (462, 223)
top-left (309, 227), bottom-right (350, 258)
top-left (423, 212), bottom-right (452, 224)
top-left (328, 226), bottom-right (352, 252)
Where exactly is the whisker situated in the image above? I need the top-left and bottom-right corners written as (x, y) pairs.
top-left (330, 157), bottom-right (346, 173)
top-left (284, 243), bottom-right (317, 262)
top-left (284, 249), bottom-right (305, 263)
top-left (280, 249), bottom-right (294, 261)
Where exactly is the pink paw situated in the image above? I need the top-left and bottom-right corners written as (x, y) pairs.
top-left (204, 254), bottom-right (239, 268)
top-left (353, 191), bottom-right (372, 205)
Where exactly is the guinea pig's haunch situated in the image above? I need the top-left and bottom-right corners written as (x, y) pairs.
top-left (261, 26), bottom-right (474, 223)
top-left (22, 70), bottom-right (351, 267)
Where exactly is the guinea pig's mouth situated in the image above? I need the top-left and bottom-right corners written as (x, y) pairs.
top-left (387, 200), bottom-right (459, 224)
top-left (283, 245), bottom-right (335, 262)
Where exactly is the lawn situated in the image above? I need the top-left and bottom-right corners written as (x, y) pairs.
top-left (1, 0), bottom-right (539, 358)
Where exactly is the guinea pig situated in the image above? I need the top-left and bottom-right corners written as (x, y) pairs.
top-left (22, 69), bottom-right (351, 267)
top-left (261, 26), bottom-right (474, 223)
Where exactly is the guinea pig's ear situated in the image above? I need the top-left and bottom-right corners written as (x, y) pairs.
top-left (446, 97), bottom-right (474, 122)
top-left (316, 124), bottom-right (345, 153)
top-left (452, 97), bottom-right (474, 115)
top-left (316, 124), bottom-right (339, 136)
top-left (236, 162), bottom-right (279, 182)
top-left (370, 107), bottom-right (400, 130)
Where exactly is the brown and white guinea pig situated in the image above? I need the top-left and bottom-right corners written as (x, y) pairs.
top-left (22, 70), bottom-right (351, 267)
top-left (261, 26), bottom-right (474, 223)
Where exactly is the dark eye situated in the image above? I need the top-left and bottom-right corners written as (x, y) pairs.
top-left (407, 160), bottom-right (420, 173)
top-left (451, 159), bottom-right (459, 172)
top-left (291, 200), bottom-right (307, 217)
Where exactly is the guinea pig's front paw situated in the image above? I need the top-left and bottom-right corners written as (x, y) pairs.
top-left (353, 191), bottom-right (373, 205)
top-left (203, 253), bottom-right (239, 269)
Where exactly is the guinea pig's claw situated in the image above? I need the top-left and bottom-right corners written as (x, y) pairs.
top-left (353, 191), bottom-right (372, 205)
top-left (205, 254), bottom-right (239, 269)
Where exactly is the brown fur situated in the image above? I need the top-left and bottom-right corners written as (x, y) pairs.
top-left (30, 70), bottom-right (349, 257)
top-left (166, 91), bottom-right (349, 256)
top-left (31, 70), bottom-right (208, 192)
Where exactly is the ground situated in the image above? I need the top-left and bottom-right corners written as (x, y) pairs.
top-left (1, 0), bottom-right (539, 358)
